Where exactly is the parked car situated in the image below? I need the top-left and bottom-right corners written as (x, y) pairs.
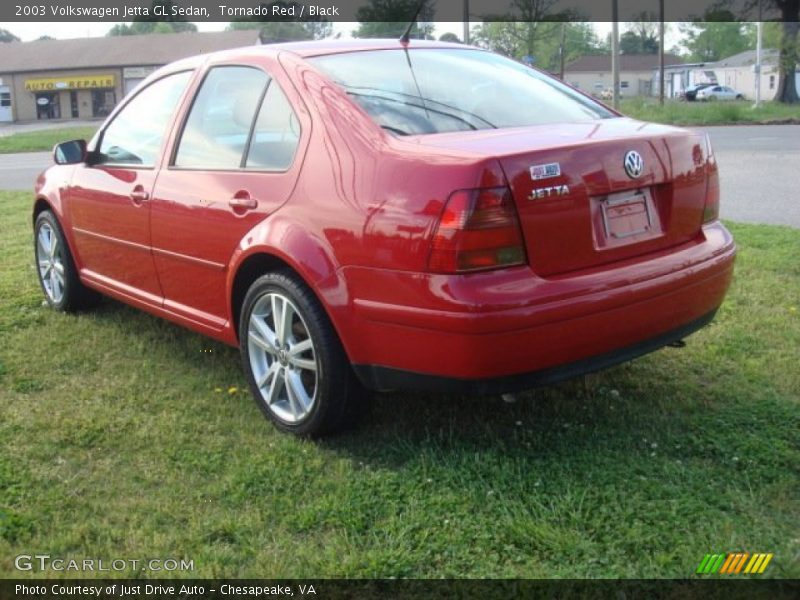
top-left (598, 88), bottom-right (614, 101)
top-left (33, 40), bottom-right (735, 436)
top-left (682, 83), bottom-right (716, 101)
top-left (696, 85), bottom-right (744, 101)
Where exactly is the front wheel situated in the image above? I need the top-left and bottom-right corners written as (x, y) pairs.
top-left (34, 210), bottom-right (99, 312)
top-left (239, 271), bottom-right (368, 437)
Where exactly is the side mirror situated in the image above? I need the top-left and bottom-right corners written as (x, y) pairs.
top-left (53, 139), bottom-right (87, 165)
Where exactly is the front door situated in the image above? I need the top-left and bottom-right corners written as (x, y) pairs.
top-left (68, 71), bottom-right (193, 303)
top-left (150, 65), bottom-right (305, 328)
top-left (0, 86), bottom-right (12, 122)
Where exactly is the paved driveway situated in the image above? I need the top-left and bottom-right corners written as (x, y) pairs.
top-left (0, 151), bottom-right (50, 191)
top-left (1, 125), bottom-right (798, 228)
top-left (0, 119), bottom-right (100, 137)
top-left (699, 125), bottom-right (799, 228)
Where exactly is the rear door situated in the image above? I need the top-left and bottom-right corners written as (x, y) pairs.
top-left (149, 62), bottom-right (306, 329)
top-left (67, 71), bottom-right (192, 302)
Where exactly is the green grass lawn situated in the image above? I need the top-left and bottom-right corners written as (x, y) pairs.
top-left (620, 99), bottom-right (800, 126)
top-left (0, 190), bottom-right (798, 579)
top-left (0, 127), bottom-right (98, 154)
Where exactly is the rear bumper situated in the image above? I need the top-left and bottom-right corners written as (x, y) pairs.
top-left (339, 221), bottom-right (735, 392)
top-left (353, 309), bottom-right (717, 394)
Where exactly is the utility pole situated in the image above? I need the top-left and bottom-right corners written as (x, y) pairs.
top-left (755, 1), bottom-right (763, 107)
top-left (659, 0), bottom-right (665, 104)
top-left (612, 0), bottom-right (620, 110)
top-left (463, 0), bottom-right (470, 44)
top-left (559, 22), bottom-right (567, 80)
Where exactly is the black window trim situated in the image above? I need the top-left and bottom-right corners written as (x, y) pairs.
top-left (168, 63), bottom-right (301, 175)
top-left (91, 69), bottom-right (195, 171)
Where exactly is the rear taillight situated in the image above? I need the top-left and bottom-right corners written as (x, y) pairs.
top-left (428, 187), bottom-right (526, 273)
top-left (703, 135), bottom-right (720, 223)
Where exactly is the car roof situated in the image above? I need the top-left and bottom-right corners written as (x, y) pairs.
top-left (150, 39), bottom-right (485, 83)
top-left (269, 38), bottom-right (471, 57)
top-left (167, 38), bottom-right (478, 68)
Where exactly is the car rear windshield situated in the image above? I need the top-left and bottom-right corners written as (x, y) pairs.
top-left (309, 48), bottom-right (615, 136)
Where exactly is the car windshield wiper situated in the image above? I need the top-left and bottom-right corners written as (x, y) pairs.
top-left (380, 124), bottom-right (411, 136)
top-left (344, 90), bottom-right (492, 132)
top-left (341, 85), bottom-right (496, 130)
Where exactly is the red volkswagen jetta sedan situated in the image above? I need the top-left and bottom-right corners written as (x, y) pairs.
top-left (33, 40), bottom-right (735, 436)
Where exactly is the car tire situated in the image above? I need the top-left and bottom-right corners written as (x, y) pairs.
top-left (239, 270), bottom-right (369, 437)
top-left (34, 210), bottom-right (100, 312)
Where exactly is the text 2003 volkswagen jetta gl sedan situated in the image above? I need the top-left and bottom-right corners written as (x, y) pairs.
top-left (33, 40), bottom-right (735, 436)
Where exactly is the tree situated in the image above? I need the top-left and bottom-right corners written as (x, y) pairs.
top-left (0, 28), bottom-right (20, 43)
top-left (107, 1), bottom-right (197, 35)
top-left (352, 0), bottom-right (435, 39)
top-left (472, 21), bottom-right (602, 72)
top-left (438, 32), bottom-right (461, 43)
top-left (37, 35), bottom-right (56, 41)
top-left (228, 20), bottom-right (331, 43)
top-left (680, 22), bottom-right (755, 62)
top-left (772, 0), bottom-right (799, 103)
top-left (620, 17), bottom-right (660, 54)
top-left (107, 21), bottom-right (198, 35)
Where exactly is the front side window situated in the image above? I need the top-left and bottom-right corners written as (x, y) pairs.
top-left (174, 66), bottom-right (268, 169)
top-left (310, 48), bottom-right (614, 136)
top-left (97, 71), bottom-right (191, 167)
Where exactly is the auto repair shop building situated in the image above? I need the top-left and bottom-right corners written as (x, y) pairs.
top-left (0, 30), bottom-right (259, 123)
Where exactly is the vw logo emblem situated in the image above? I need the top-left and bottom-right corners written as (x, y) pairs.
top-left (624, 150), bottom-right (644, 179)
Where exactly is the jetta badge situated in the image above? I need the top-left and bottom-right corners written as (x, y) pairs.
top-left (624, 151), bottom-right (644, 179)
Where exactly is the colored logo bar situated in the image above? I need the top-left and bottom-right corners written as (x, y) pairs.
top-left (696, 553), bottom-right (773, 575)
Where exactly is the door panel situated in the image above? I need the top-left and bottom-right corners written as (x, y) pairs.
top-left (150, 66), bottom-right (304, 327)
top-left (67, 71), bottom-right (192, 301)
top-left (150, 172), bottom-right (282, 326)
top-left (70, 167), bottom-right (161, 299)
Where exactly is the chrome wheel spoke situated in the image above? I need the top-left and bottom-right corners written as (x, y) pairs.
top-left (266, 365), bottom-right (285, 406)
top-left (272, 294), bottom-right (294, 346)
top-left (49, 234), bottom-right (58, 259)
top-left (50, 269), bottom-right (60, 299)
top-left (53, 263), bottom-right (65, 284)
top-left (288, 355), bottom-right (316, 372)
top-left (289, 338), bottom-right (313, 356)
top-left (248, 326), bottom-right (277, 356)
top-left (285, 370), bottom-right (305, 417)
top-left (257, 361), bottom-right (280, 391)
top-left (38, 228), bottom-right (50, 256)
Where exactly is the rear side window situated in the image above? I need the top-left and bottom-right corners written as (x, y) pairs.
top-left (310, 48), bottom-right (614, 136)
top-left (174, 66), bottom-right (300, 171)
top-left (175, 66), bottom-right (268, 169)
top-left (246, 83), bottom-right (300, 170)
top-left (97, 71), bottom-right (191, 167)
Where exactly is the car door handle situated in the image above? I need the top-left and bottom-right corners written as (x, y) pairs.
top-left (129, 188), bottom-right (150, 204)
top-left (229, 194), bottom-right (258, 211)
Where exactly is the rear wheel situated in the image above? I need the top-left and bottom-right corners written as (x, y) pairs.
top-left (34, 210), bottom-right (99, 312)
top-left (239, 270), bottom-right (367, 437)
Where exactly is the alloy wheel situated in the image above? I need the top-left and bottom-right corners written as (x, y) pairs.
top-left (247, 292), bottom-right (319, 423)
top-left (36, 222), bottom-right (66, 304)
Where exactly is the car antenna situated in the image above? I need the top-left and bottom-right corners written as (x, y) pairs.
top-left (399, 0), bottom-right (427, 45)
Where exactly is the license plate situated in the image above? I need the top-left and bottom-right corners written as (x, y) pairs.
top-left (601, 190), bottom-right (654, 239)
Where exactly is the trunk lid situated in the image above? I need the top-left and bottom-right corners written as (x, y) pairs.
top-left (414, 118), bottom-right (710, 276)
